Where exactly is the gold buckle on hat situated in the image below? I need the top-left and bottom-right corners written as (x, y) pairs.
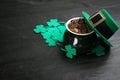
top-left (89, 11), bottom-right (106, 27)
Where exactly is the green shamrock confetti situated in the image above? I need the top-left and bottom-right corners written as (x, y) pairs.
top-left (58, 25), bottom-right (66, 34)
top-left (45, 38), bottom-right (56, 46)
top-left (34, 19), bottom-right (66, 47)
top-left (91, 45), bottom-right (105, 56)
top-left (41, 31), bottom-right (51, 39)
top-left (47, 19), bottom-right (60, 27)
top-left (33, 25), bottom-right (47, 33)
top-left (61, 45), bottom-right (77, 59)
top-left (57, 25), bottom-right (67, 41)
top-left (51, 27), bottom-right (63, 42)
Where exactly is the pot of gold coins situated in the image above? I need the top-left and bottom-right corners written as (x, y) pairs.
top-left (64, 17), bottom-right (98, 54)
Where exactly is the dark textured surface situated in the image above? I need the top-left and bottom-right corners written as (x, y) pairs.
top-left (0, 0), bottom-right (120, 80)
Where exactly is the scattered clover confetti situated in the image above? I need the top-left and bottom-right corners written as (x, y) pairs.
top-left (34, 19), bottom-right (66, 46)
top-left (91, 45), bottom-right (105, 56)
top-left (61, 45), bottom-right (77, 59)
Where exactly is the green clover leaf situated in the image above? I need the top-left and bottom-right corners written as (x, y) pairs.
top-left (40, 28), bottom-right (56, 46)
top-left (34, 19), bottom-right (66, 47)
top-left (57, 25), bottom-right (66, 35)
top-left (33, 25), bottom-right (47, 33)
top-left (45, 38), bottom-right (56, 46)
top-left (61, 45), bottom-right (77, 59)
top-left (51, 26), bottom-right (66, 42)
top-left (51, 27), bottom-right (62, 42)
top-left (41, 27), bottom-right (56, 38)
top-left (41, 31), bottom-right (51, 39)
top-left (47, 19), bottom-right (60, 27)
top-left (91, 45), bottom-right (105, 56)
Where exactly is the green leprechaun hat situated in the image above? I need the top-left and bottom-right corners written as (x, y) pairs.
top-left (82, 9), bottom-right (119, 46)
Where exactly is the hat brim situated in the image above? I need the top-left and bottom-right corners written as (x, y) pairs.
top-left (101, 9), bottom-right (119, 32)
top-left (82, 11), bottom-right (112, 46)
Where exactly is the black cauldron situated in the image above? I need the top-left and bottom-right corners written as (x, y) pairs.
top-left (63, 17), bottom-right (98, 54)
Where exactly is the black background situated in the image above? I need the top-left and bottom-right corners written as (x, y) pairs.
top-left (0, 0), bottom-right (120, 80)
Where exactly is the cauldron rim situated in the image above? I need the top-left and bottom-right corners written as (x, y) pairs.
top-left (66, 17), bottom-right (94, 36)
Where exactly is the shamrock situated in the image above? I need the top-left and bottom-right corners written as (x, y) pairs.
top-left (34, 19), bottom-right (66, 47)
top-left (40, 28), bottom-right (56, 46)
top-left (51, 27), bottom-right (63, 42)
top-left (45, 38), bottom-right (56, 46)
top-left (51, 26), bottom-right (66, 42)
top-left (58, 25), bottom-right (66, 35)
top-left (57, 25), bottom-right (66, 42)
top-left (91, 45), bottom-right (105, 56)
top-left (61, 45), bottom-right (77, 59)
top-left (47, 19), bottom-right (60, 27)
top-left (40, 27), bottom-right (63, 46)
top-left (41, 31), bottom-right (51, 39)
top-left (33, 25), bottom-right (47, 33)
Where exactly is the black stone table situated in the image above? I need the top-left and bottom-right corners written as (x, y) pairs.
top-left (0, 0), bottom-right (120, 80)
